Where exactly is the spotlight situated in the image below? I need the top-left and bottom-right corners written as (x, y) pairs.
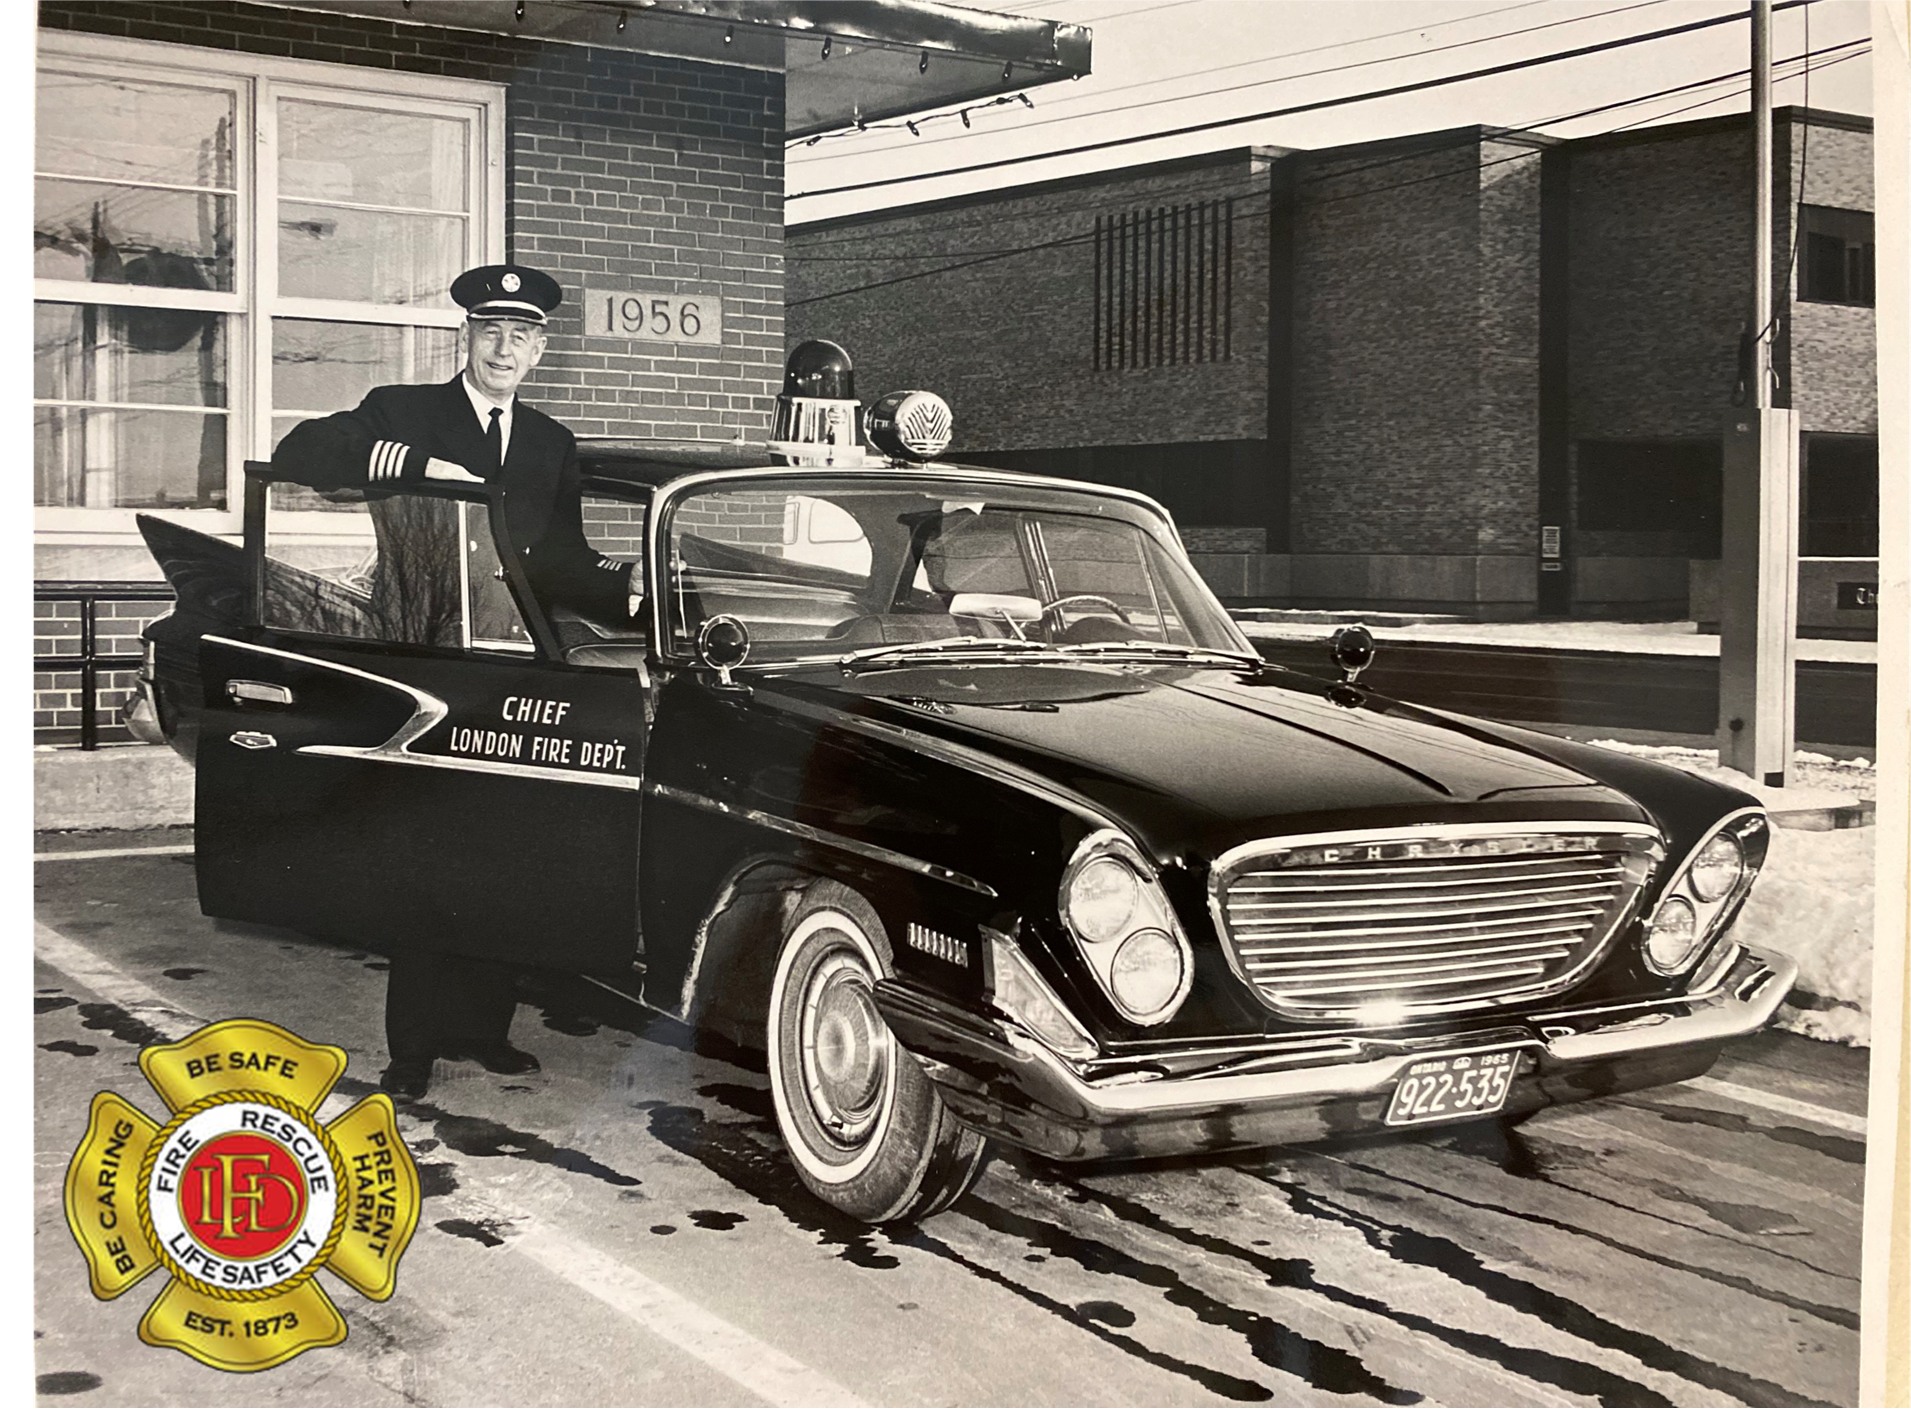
top-left (821, 34), bottom-right (831, 59)
top-left (919, 51), bottom-right (929, 74)
top-left (723, 24), bottom-right (733, 43)
top-left (617, 10), bottom-right (626, 31)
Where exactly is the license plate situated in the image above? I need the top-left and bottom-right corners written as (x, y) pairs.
top-left (1384, 1049), bottom-right (1520, 1127)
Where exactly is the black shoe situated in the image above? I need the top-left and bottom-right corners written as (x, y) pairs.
top-left (380, 1058), bottom-right (433, 1099)
top-left (440, 1041), bottom-right (540, 1075)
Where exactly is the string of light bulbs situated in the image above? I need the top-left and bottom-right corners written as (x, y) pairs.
top-left (798, 92), bottom-right (1037, 147)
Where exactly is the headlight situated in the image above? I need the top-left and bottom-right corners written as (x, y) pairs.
top-left (1644, 897), bottom-right (1699, 971)
top-left (1110, 929), bottom-right (1184, 1016)
top-left (1640, 809), bottom-right (1766, 976)
top-left (1058, 830), bottom-right (1193, 1026)
top-left (1067, 857), bottom-right (1139, 943)
top-left (1688, 832), bottom-right (1744, 902)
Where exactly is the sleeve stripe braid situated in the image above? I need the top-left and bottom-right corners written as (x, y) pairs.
top-left (368, 439), bottom-right (409, 482)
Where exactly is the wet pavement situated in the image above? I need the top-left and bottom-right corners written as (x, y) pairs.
top-left (33, 830), bottom-right (1867, 1406)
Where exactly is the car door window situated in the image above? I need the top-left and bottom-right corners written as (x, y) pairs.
top-left (259, 487), bottom-right (532, 651)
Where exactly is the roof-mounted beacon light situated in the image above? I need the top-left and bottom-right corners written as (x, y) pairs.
top-left (769, 339), bottom-right (866, 467)
top-left (864, 390), bottom-right (953, 464)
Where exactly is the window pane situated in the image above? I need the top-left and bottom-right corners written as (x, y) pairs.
top-left (270, 321), bottom-right (458, 512)
top-left (260, 493), bottom-right (530, 651)
top-left (37, 302), bottom-right (228, 407)
top-left (36, 405), bottom-right (227, 509)
top-left (36, 178), bottom-right (235, 290)
top-left (36, 71), bottom-right (235, 188)
top-left (278, 201), bottom-right (464, 306)
top-left (273, 319), bottom-right (458, 413)
top-left (278, 100), bottom-right (469, 211)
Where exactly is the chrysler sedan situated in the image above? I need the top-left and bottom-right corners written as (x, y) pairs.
top-left (128, 396), bottom-right (1794, 1224)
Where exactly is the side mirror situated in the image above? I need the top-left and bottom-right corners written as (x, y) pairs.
top-left (696, 614), bottom-right (751, 688)
top-left (1328, 624), bottom-right (1375, 684)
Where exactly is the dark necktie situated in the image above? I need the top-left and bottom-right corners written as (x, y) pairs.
top-left (485, 406), bottom-right (503, 477)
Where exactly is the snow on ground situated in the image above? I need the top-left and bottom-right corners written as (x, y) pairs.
top-left (1235, 615), bottom-right (1876, 664)
top-left (1577, 738), bottom-right (1877, 1047)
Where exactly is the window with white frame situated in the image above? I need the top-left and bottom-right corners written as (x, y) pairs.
top-left (33, 36), bottom-right (503, 536)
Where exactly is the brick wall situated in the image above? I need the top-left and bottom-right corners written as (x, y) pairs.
top-left (1565, 113), bottom-right (1874, 613)
top-left (1787, 121), bottom-right (1877, 435)
top-left (41, 0), bottom-right (786, 442)
top-left (37, 1), bottom-right (785, 733)
top-left (33, 594), bottom-right (172, 740)
top-left (788, 151), bottom-right (1273, 453)
top-left (1287, 133), bottom-right (1543, 598)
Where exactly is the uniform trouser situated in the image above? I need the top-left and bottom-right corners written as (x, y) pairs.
top-left (384, 948), bottom-right (518, 1064)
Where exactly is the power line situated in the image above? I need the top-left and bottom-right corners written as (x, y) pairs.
top-left (787, 42), bottom-right (1863, 308)
top-left (787, 46), bottom-right (1850, 263)
top-left (788, 0), bottom-right (1815, 203)
top-left (787, 34), bottom-right (1860, 256)
top-left (791, 0), bottom-right (1666, 159)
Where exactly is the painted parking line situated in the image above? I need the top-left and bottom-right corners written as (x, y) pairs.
top-left (35, 920), bottom-right (200, 1041)
top-left (1683, 1076), bottom-right (1867, 1137)
top-left (34, 843), bottom-right (196, 863)
top-left (512, 1227), bottom-right (865, 1407)
top-left (32, 918), bottom-right (861, 1407)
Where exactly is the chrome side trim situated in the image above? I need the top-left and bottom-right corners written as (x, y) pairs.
top-left (646, 781), bottom-right (996, 897)
top-left (204, 635), bottom-right (641, 792)
top-left (303, 745), bottom-right (643, 790)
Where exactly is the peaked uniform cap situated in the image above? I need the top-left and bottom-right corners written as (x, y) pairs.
top-left (451, 264), bottom-right (563, 325)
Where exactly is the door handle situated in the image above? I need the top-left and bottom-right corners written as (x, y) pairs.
top-left (230, 731), bottom-right (278, 750)
top-left (228, 679), bottom-right (294, 706)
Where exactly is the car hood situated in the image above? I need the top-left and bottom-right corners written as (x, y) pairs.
top-left (775, 660), bottom-right (1649, 860)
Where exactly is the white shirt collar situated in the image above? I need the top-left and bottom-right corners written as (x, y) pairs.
top-left (460, 374), bottom-right (514, 457)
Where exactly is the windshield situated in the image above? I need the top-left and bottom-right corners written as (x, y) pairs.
top-left (658, 476), bottom-right (1248, 664)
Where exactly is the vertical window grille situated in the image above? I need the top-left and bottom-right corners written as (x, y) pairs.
top-left (1094, 197), bottom-right (1233, 370)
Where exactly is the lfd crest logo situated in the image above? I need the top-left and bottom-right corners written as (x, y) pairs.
top-left (62, 1018), bottom-right (421, 1372)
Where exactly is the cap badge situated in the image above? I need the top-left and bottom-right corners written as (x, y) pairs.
top-left (501, 273), bottom-right (521, 292)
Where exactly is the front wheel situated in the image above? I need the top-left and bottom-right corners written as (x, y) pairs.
top-left (767, 881), bottom-right (988, 1223)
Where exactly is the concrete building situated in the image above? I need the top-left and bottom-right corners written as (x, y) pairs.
top-left (787, 108), bottom-right (1879, 632)
top-left (31, 0), bottom-right (1089, 743)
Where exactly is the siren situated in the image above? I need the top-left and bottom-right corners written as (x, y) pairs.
top-left (768, 340), bottom-right (866, 466)
top-left (864, 390), bottom-right (953, 464)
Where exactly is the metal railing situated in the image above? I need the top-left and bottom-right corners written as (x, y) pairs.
top-left (33, 582), bottom-right (172, 749)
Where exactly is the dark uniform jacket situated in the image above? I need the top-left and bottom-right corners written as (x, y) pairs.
top-left (273, 375), bottom-right (630, 626)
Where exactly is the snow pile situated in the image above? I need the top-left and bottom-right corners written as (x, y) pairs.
top-left (1581, 739), bottom-right (1877, 1047)
top-left (1726, 825), bottom-right (1874, 1046)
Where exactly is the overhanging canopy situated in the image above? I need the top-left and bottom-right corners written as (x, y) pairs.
top-left (261, 0), bottom-right (1092, 137)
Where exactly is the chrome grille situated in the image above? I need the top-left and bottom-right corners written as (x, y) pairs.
top-left (1208, 825), bottom-right (1662, 1022)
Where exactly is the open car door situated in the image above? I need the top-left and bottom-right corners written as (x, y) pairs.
top-left (194, 463), bottom-right (649, 976)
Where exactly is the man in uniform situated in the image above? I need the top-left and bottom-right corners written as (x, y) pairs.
top-left (273, 262), bottom-right (633, 1099)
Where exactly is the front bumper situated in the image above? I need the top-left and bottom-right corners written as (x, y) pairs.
top-left (873, 943), bottom-right (1797, 1161)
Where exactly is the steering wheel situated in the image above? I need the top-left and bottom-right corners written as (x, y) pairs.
top-left (1037, 593), bottom-right (1132, 625)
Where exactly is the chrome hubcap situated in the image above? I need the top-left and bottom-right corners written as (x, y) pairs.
top-left (799, 950), bottom-right (889, 1146)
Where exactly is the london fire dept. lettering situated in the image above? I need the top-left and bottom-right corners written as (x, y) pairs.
top-left (447, 726), bottom-right (525, 761)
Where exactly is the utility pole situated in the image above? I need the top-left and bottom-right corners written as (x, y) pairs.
top-left (1716, 0), bottom-right (1800, 785)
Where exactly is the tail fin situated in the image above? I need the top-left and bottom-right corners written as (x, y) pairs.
top-left (136, 513), bottom-right (246, 625)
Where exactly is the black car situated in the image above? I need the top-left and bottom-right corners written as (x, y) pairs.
top-left (127, 370), bottom-right (1794, 1225)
